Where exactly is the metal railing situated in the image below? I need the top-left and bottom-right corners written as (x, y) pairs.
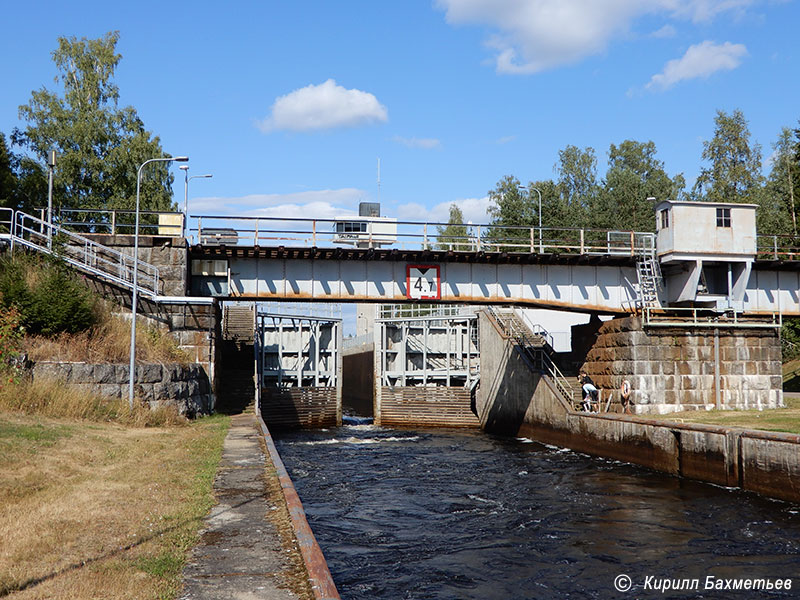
top-left (378, 303), bottom-right (475, 320)
top-left (186, 213), bottom-right (656, 255)
top-left (53, 208), bottom-right (185, 237)
top-left (642, 306), bottom-right (782, 329)
top-left (486, 307), bottom-right (575, 406)
top-left (0, 208), bottom-right (160, 298)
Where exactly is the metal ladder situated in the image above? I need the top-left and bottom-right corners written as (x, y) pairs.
top-left (635, 250), bottom-right (663, 309)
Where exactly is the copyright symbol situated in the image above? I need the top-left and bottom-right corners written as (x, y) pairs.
top-left (614, 574), bottom-right (632, 592)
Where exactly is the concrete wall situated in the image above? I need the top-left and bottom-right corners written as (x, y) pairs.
top-left (579, 316), bottom-right (783, 414)
top-left (479, 309), bottom-right (800, 503)
top-left (476, 311), bottom-right (542, 435)
top-left (32, 361), bottom-right (213, 417)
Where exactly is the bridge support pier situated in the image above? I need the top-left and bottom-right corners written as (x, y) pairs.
top-left (579, 316), bottom-right (783, 414)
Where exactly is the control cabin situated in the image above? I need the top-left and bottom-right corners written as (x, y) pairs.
top-left (655, 200), bottom-right (758, 311)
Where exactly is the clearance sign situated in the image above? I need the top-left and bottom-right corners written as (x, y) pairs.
top-left (406, 264), bottom-right (440, 300)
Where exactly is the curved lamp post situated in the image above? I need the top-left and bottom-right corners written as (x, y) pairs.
top-left (180, 166), bottom-right (213, 241)
top-left (129, 156), bottom-right (189, 406)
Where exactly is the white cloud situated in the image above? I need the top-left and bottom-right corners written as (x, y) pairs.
top-left (396, 196), bottom-right (494, 225)
top-left (392, 136), bottom-right (442, 149)
top-left (189, 188), bottom-right (363, 218)
top-left (495, 135), bottom-right (517, 145)
top-left (650, 24), bottom-right (677, 38)
top-left (645, 40), bottom-right (748, 90)
top-left (436, 0), bottom-right (759, 74)
top-left (258, 79), bottom-right (388, 132)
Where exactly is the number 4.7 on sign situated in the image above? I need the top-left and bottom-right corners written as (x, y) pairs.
top-left (406, 265), bottom-right (441, 300)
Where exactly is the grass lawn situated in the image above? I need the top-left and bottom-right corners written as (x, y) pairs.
top-left (637, 395), bottom-right (800, 434)
top-left (0, 410), bottom-right (229, 599)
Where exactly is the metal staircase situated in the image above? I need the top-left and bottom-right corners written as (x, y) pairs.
top-left (0, 208), bottom-right (162, 299)
top-left (487, 307), bottom-right (577, 408)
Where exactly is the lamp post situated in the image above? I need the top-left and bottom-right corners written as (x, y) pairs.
top-left (46, 149), bottom-right (56, 249)
top-left (180, 166), bottom-right (213, 241)
top-left (531, 187), bottom-right (543, 253)
top-left (129, 156), bottom-right (189, 406)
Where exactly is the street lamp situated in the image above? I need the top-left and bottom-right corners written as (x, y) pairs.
top-left (47, 149), bottom-right (56, 249)
top-left (129, 156), bottom-right (189, 406)
top-left (531, 187), bottom-right (543, 254)
top-left (179, 166), bottom-right (213, 240)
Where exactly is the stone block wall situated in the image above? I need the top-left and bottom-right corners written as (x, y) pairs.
top-left (73, 234), bottom-right (188, 296)
top-left (32, 361), bottom-right (213, 417)
top-left (580, 316), bottom-right (782, 414)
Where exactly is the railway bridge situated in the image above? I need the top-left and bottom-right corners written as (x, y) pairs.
top-left (3, 200), bottom-right (799, 427)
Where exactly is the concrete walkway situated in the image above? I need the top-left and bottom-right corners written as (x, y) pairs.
top-left (180, 412), bottom-right (313, 600)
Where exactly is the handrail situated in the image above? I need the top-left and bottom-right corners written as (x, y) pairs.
top-left (10, 210), bottom-right (160, 298)
top-left (642, 306), bottom-right (782, 329)
top-left (185, 212), bottom-right (655, 256)
top-left (485, 307), bottom-right (575, 406)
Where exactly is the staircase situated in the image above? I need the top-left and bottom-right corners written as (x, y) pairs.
top-left (487, 307), bottom-right (578, 409)
top-left (1, 209), bottom-right (162, 299)
top-left (223, 305), bottom-right (256, 343)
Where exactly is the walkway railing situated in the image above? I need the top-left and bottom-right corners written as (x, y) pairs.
top-left (186, 213), bottom-right (656, 256)
top-left (486, 307), bottom-right (575, 407)
top-left (54, 208), bottom-right (185, 237)
top-left (0, 208), bottom-right (161, 299)
top-left (642, 306), bottom-right (782, 329)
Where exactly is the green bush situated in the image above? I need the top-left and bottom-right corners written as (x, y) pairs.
top-left (0, 253), bottom-right (97, 336)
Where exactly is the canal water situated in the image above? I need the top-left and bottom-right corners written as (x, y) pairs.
top-left (273, 423), bottom-right (800, 599)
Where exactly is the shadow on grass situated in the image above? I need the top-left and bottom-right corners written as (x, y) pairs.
top-left (0, 495), bottom-right (259, 597)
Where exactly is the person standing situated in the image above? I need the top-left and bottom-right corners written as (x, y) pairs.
top-left (620, 378), bottom-right (632, 414)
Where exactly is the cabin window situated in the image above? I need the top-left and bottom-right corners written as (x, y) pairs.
top-left (336, 221), bottom-right (367, 233)
top-left (659, 209), bottom-right (669, 230)
top-left (716, 208), bottom-right (731, 228)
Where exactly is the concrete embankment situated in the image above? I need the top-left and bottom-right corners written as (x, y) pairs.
top-left (518, 406), bottom-right (800, 503)
top-left (477, 311), bottom-right (800, 504)
top-left (181, 411), bottom-right (340, 600)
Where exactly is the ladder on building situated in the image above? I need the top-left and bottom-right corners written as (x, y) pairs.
top-left (636, 253), bottom-right (663, 309)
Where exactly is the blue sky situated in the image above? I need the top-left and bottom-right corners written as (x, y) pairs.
top-left (2, 0), bottom-right (799, 227)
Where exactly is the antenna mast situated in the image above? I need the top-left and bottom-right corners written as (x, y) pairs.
top-left (377, 157), bottom-right (381, 204)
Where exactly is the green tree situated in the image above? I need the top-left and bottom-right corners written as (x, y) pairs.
top-left (555, 145), bottom-right (598, 227)
top-left (693, 109), bottom-right (764, 204)
top-left (436, 204), bottom-right (470, 250)
top-left (761, 127), bottom-right (799, 237)
top-left (0, 132), bottom-right (47, 214)
top-left (12, 31), bottom-right (176, 216)
top-left (597, 140), bottom-right (686, 231)
top-left (0, 254), bottom-right (97, 336)
top-left (0, 134), bottom-right (15, 207)
top-left (485, 175), bottom-right (535, 250)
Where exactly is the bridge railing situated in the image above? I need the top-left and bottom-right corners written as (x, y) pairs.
top-left (756, 234), bottom-right (800, 260)
top-left (52, 208), bottom-right (186, 237)
top-left (187, 213), bottom-right (655, 256)
top-left (642, 306), bottom-right (782, 329)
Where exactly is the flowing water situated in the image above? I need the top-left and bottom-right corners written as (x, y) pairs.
top-left (273, 423), bottom-right (800, 599)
